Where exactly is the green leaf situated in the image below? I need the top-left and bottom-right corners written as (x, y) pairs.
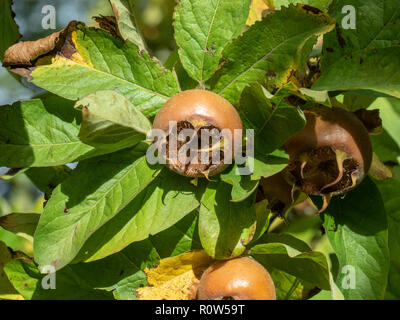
top-left (149, 212), bottom-right (202, 259)
top-left (252, 151), bottom-right (289, 180)
top-left (0, 241), bottom-right (23, 300)
top-left (0, 0), bottom-right (20, 61)
top-left (375, 177), bottom-right (400, 299)
top-left (322, 177), bottom-right (390, 299)
top-left (74, 169), bottom-right (200, 263)
top-left (5, 239), bottom-right (158, 300)
top-left (240, 84), bottom-right (306, 155)
top-left (0, 95), bottom-right (115, 168)
top-left (199, 181), bottom-right (257, 259)
top-left (249, 233), bottom-right (331, 290)
top-left (208, 4), bottom-right (335, 105)
top-left (273, 0), bottom-right (333, 11)
top-left (75, 90), bottom-right (151, 149)
top-left (29, 25), bottom-right (179, 117)
top-left (313, 0), bottom-right (400, 98)
top-left (33, 144), bottom-right (161, 271)
top-left (220, 164), bottom-right (259, 202)
top-left (109, 0), bottom-right (146, 51)
top-left (174, 0), bottom-right (251, 83)
top-left (268, 267), bottom-right (320, 300)
top-left (0, 213), bottom-right (40, 238)
top-left (25, 165), bottom-right (72, 196)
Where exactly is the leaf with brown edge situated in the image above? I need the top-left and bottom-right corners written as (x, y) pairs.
top-left (246, 0), bottom-right (270, 26)
top-left (137, 250), bottom-right (214, 300)
top-left (369, 153), bottom-right (393, 181)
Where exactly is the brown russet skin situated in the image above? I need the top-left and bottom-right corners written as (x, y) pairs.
top-left (259, 172), bottom-right (299, 215)
top-left (284, 106), bottom-right (373, 195)
top-left (197, 257), bottom-right (276, 300)
top-left (152, 89), bottom-right (243, 177)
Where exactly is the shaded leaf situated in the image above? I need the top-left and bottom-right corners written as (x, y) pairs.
top-left (322, 177), bottom-right (390, 299)
top-left (0, 0), bottom-right (20, 61)
top-left (199, 181), bottom-right (257, 259)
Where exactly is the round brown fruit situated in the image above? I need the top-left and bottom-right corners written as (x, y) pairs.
top-left (197, 257), bottom-right (276, 300)
top-left (152, 89), bottom-right (243, 178)
top-left (284, 105), bottom-right (373, 197)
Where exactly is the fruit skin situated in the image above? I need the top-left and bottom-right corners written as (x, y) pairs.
top-left (284, 106), bottom-right (373, 196)
top-left (153, 89), bottom-right (243, 177)
top-left (259, 172), bottom-right (301, 215)
top-left (197, 257), bottom-right (276, 300)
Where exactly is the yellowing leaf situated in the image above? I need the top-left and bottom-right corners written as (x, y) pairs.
top-left (369, 153), bottom-right (393, 181)
top-left (137, 250), bottom-right (214, 300)
top-left (246, 0), bottom-right (269, 26)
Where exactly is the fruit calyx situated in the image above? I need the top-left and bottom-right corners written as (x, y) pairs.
top-left (152, 89), bottom-right (243, 178)
top-left (283, 105), bottom-right (373, 209)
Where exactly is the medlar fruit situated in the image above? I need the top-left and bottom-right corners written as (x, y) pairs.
top-left (197, 257), bottom-right (276, 300)
top-left (152, 89), bottom-right (243, 178)
top-left (283, 105), bottom-right (373, 210)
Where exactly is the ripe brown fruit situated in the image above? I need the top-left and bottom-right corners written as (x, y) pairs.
top-left (283, 106), bottom-right (373, 204)
top-left (152, 89), bottom-right (243, 178)
top-left (197, 257), bottom-right (276, 300)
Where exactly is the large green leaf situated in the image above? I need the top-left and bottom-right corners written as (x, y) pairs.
top-left (5, 239), bottom-right (159, 300)
top-left (174, 0), bottom-right (251, 83)
top-left (199, 181), bottom-right (257, 259)
top-left (313, 0), bottom-right (400, 98)
top-left (75, 90), bottom-right (151, 149)
top-left (33, 144), bottom-right (161, 271)
top-left (249, 233), bottom-right (331, 290)
top-left (208, 4), bottom-right (335, 105)
top-left (0, 0), bottom-right (20, 61)
top-left (322, 177), bottom-right (390, 300)
top-left (375, 176), bottom-right (400, 299)
top-left (26, 24), bottom-right (179, 117)
top-left (109, 0), bottom-right (146, 51)
top-left (0, 95), bottom-right (109, 168)
top-left (74, 169), bottom-right (200, 263)
top-left (240, 84), bottom-right (306, 156)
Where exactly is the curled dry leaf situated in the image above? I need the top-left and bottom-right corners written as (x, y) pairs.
top-left (369, 153), bottom-right (393, 181)
top-left (3, 20), bottom-right (81, 68)
top-left (137, 250), bottom-right (214, 300)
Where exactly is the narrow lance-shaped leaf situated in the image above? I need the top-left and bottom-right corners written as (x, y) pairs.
top-left (75, 90), bottom-right (151, 150)
top-left (109, 0), bottom-right (147, 51)
top-left (33, 143), bottom-right (162, 271)
top-left (208, 4), bottom-right (335, 105)
top-left (321, 177), bottom-right (390, 300)
top-left (174, 0), bottom-right (251, 83)
top-left (4, 22), bottom-right (180, 117)
top-left (313, 0), bottom-right (400, 98)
